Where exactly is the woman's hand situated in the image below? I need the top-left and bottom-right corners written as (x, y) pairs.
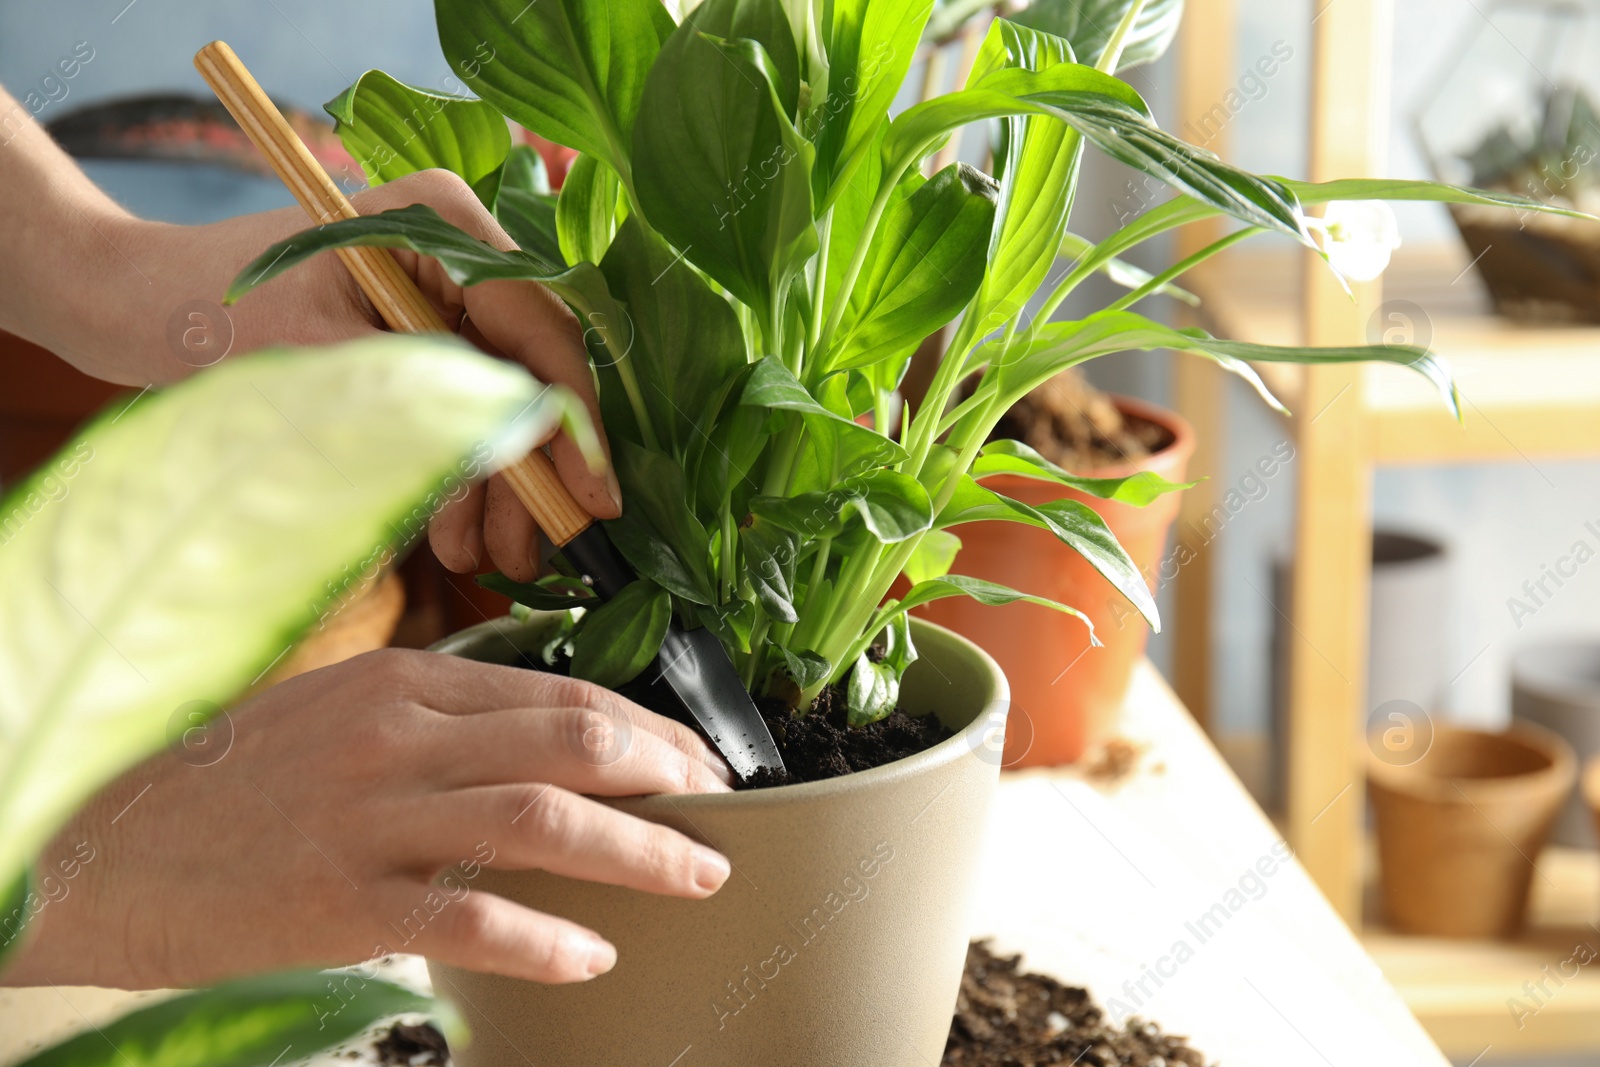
top-left (1, 649), bottom-right (733, 990)
top-left (114, 170), bottom-right (621, 581)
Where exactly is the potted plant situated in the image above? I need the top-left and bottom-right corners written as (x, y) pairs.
top-left (227, 0), bottom-right (1585, 1062)
top-left (918, 369), bottom-right (1195, 766)
top-left (0, 336), bottom-right (545, 1063)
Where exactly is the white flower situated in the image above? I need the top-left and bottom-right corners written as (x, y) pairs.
top-left (1305, 200), bottom-right (1402, 282)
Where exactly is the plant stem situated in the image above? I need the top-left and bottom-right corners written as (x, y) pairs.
top-left (1102, 227), bottom-right (1261, 315)
top-left (1095, 0), bottom-right (1150, 73)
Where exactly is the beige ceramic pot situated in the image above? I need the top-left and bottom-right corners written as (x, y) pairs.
top-left (426, 613), bottom-right (1009, 1067)
top-left (1368, 721), bottom-right (1574, 938)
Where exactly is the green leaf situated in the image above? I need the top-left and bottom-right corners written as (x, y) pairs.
top-left (599, 218), bottom-right (747, 459)
top-left (829, 163), bottom-right (998, 374)
top-left (1283, 177), bottom-right (1600, 220)
top-left (1013, 0), bottom-right (1185, 72)
top-left (12, 969), bottom-right (454, 1067)
top-left (556, 153), bottom-right (622, 266)
top-left (880, 62), bottom-right (1147, 181)
top-left (741, 356), bottom-right (909, 471)
top-left (433, 0), bottom-right (673, 182)
top-left (0, 338), bottom-right (549, 894)
top-left (633, 12), bottom-right (816, 312)
top-left (969, 19), bottom-right (1085, 330)
top-left (902, 529), bottom-right (962, 586)
top-left (570, 579), bottom-right (671, 689)
top-left (608, 441), bottom-right (715, 603)
top-left (751, 469), bottom-right (933, 543)
top-left (226, 205), bottom-right (563, 300)
top-left (324, 69), bottom-right (512, 197)
top-left (1058, 231), bottom-right (1198, 304)
top-left (846, 613), bottom-right (916, 726)
top-left (780, 647), bottom-right (832, 689)
top-left (974, 439), bottom-right (1195, 505)
top-left (886, 573), bottom-right (1096, 638)
top-left (740, 515), bottom-right (800, 623)
top-left (494, 145), bottom-right (564, 264)
top-left (689, 0), bottom-right (802, 114)
top-left (936, 477), bottom-right (1157, 629)
top-left (476, 572), bottom-right (595, 611)
top-left (0, 868), bottom-right (30, 968)
top-left (604, 511), bottom-right (713, 606)
top-left (813, 0), bottom-right (934, 203)
top-left (988, 309), bottom-right (1460, 420)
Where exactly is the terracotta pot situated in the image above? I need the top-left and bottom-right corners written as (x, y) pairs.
top-left (425, 613), bottom-right (1008, 1067)
top-left (917, 395), bottom-right (1193, 767)
top-left (1368, 721), bottom-right (1574, 938)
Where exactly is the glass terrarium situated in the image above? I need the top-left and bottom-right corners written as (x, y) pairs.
top-left (1413, 0), bottom-right (1600, 323)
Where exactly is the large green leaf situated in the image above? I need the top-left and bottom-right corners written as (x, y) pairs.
top-left (1013, 0), bottom-right (1185, 72)
top-left (936, 476), bottom-right (1158, 628)
top-left (570, 579), bottom-right (671, 688)
top-left (884, 573), bottom-right (1096, 634)
top-left (432, 0), bottom-right (673, 182)
top-left (740, 357), bottom-right (908, 495)
top-left (324, 69), bottom-right (512, 197)
top-left (607, 441), bottom-right (715, 604)
top-left (970, 20), bottom-right (1085, 330)
top-left (829, 163), bottom-right (997, 374)
top-left (813, 0), bottom-right (934, 203)
top-left (740, 515), bottom-right (800, 623)
top-left (633, 9), bottom-right (815, 314)
top-left (0, 339), bottom-right (551, 889)
top-left (12, 969), bottom-right (455, 1067)
top-left (599, 218), bottom-right (747, 459)
top-left (973, 439), bottom-right (1194, 505)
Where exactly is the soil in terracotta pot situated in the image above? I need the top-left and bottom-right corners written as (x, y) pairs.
top-left (989, 371), bottom-right (1173, 470)
top-left (945, 942), bottom-right (1209, 1067)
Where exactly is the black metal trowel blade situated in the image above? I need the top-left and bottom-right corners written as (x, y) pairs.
top-left (560, 524), bottom-right (786, 781)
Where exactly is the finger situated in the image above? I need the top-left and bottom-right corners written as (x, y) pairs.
top-left (418, 784), bottom-right (730, 899)
top-left (396, 882), bottom-right (616, 983)
top-left (427, 705), bottom-right (731, 795)
top-left (428, 480), bottom-right (488, 573)
top-left (482, 474), bottom-right (540, 581)
top-left (462, 279), bottom-right (621, 521)
top-left (390, 654), bottom-right (732, 786)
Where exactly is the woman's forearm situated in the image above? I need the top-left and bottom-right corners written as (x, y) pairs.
top-left (0, 86), bottom-right (160, 383)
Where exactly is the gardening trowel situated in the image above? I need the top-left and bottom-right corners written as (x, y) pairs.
top-left (194, 40), bottom-right (785, 781)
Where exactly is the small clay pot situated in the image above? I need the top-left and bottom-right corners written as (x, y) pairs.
top-left (1368, 721), bottom-right (1575, 938)
top-left (917, 395), bottom-right (1193, 767)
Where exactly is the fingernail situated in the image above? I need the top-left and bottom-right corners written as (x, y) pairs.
top-left (704, 755), bottom-right (735, 790)
top-left (605, 467), bottom-right (624, 515)
top-left (693, 846), bottom-right (731, 894)
top-left (582, 936), bottom-right (616, 978)
top-left (461, 526), bottom-right (483, 571)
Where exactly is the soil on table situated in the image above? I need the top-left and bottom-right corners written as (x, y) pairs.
top-left (741, 677), bottom-right (953, 790)
top-left (945, 942), bottom-right (1209, 1067)
top-left (989, 371), bottom-right (1172, 471)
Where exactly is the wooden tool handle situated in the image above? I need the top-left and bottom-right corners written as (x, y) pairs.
top-left (195, 40), bottom-right (595, 547)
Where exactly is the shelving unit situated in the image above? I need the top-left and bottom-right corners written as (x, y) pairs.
top-left (1173, 0), bottom-right (1600, 1058)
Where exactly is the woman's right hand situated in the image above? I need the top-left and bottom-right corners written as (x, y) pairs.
top-left (2, 648), bottom-right (733, 990)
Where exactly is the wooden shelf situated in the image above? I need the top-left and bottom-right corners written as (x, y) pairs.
top-left (1188, 245), bottom-right (1600, 464)
top-left (1363, 845), bottom-right (1600, 1061)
